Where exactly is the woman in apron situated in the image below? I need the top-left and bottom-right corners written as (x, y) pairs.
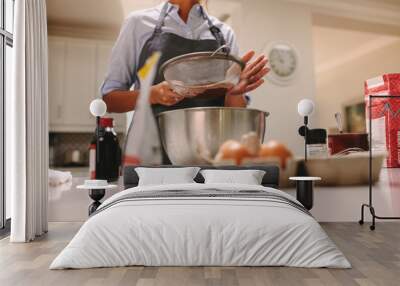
top-left (102, 0), bottom-right (269, 163)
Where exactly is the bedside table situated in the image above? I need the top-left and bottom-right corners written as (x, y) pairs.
top-left (289, 177), bottom-right (321, 210)
top-left (77, 180), bottom-right (118, 215)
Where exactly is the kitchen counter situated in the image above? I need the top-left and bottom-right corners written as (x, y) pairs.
top-left (283, 168), bottom-right (400, 222)
top-left (51, 166), bottom-right (89, 177)
top-left (48, 174), bottom-right (123, 222)
top-left (48, 168), bottom-right (400, 223)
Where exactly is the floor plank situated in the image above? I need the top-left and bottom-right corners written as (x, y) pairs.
top-left (0, 222), bottom-right (399, 286)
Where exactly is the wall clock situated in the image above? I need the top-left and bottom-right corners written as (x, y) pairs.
top-left (264, 42), bottom-right (299, 86)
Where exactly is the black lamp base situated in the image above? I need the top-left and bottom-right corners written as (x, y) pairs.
top-left (296, 181), bottom-right (314, 211)
top-left (88, 189), bottom-right (105, 215)
top-left (290, 176), bottom-right (320, 211)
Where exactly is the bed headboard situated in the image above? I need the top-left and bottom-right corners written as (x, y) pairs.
top-left (123, 165), bottom-right (280, 189)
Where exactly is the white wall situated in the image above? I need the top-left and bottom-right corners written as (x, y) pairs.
top-left (220, 0), bottom-right (317, 156)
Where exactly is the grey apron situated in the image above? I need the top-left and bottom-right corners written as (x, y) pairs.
top-left (136, 2), bottom-right (228, 164)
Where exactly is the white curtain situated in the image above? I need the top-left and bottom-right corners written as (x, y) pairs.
top-left (9, 0), bottom-right (49, 242)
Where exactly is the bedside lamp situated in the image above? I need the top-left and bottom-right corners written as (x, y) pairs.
top-left (294, 99), bottom-right (319, 211)
top-left (90, 99), bottom-right (107, 168)
top-left (90, 99), bottom-right (107, 117)
top-left (297, 99), bottom-right (315, 161)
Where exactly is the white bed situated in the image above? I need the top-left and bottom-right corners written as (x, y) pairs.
top-left (50, 182), bottom-right (350, 269)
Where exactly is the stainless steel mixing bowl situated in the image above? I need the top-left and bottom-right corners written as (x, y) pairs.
top-left (157, 107), bottom-right (269, 165)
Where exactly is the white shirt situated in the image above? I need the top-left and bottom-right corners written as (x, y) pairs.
top-left (101, 2), bottom-right (239, 96)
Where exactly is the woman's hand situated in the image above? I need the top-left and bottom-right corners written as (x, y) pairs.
top-left (227, 51), bottom-right (270, 96)
top-left (150, 81), bottom-right (185, 106)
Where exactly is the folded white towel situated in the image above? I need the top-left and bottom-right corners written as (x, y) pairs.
top-left (48, 169), bottom-right (72, 187)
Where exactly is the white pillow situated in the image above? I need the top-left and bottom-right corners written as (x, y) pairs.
top-left (135, 167), bottom-right (201, 186)
top-left (200, 169), bottom-right (266, 185)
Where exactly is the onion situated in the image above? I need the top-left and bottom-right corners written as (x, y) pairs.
top-left (259, 140), bottom-right (293, 169)
top-left (215, 140), bottom-right (252, 165)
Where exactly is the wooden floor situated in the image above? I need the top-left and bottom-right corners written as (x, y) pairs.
top-left (0, 222), bottom-right (399, 286)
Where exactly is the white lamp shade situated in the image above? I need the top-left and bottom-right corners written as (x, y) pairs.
top-left (297, 99), bottom-right (315, 117)
top-left (90, 99), bottom-right (107, 117)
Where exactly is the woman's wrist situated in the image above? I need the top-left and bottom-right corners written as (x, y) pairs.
top-left (103, 90), bottom-right (140, 113)
top-left (149, 86), bottom-right (157, 105)
top-left (225, 93), bottom-right (247, 107)
top-left (149, 82), bottom-right (185, 106)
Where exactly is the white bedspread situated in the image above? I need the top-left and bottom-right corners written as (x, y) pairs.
top-left (50, 183), bottom-right (350, 269)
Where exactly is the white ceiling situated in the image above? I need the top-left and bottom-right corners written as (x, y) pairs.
top-left (313, 26), bottom-right (400, 74)
top-left (47, 0), bottom-right (400, 30)
top-left (46, 0), bottom-right (158, 30)
top-left (46, 0), bottom-right (235, 31)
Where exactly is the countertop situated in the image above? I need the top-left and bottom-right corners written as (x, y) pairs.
top-left (51, 166), bottom-right (89, 178)
top-left (305, 168), bottom-right (400, 222)
top-left (48, 168), bottom-right (400, 223)
top-left (48, 170), bottom-right (123, 222)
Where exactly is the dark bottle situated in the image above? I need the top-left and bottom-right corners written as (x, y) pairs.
top-left (88, 134), bottom-right (98, 179)
top-left (89, 118), bottom-right (121, 182)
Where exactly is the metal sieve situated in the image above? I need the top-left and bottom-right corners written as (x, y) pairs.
top-left (160, 52), bottom-right (245, 97)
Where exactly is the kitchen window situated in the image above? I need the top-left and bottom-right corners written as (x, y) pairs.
top-left (0, 0), bottom-right (14, 232)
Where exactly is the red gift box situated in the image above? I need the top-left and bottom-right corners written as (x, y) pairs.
top-left (365, 74), bottom-right (400, 168)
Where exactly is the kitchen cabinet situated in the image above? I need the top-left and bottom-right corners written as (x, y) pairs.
top-left (48, 39), bottom-right (65, 127)
top-left (64, 40), bottom-right (97, 129)
top-left (95, 43), bottom-right (127, 131)
top-left (48, 37), bottom-right (126, 133)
